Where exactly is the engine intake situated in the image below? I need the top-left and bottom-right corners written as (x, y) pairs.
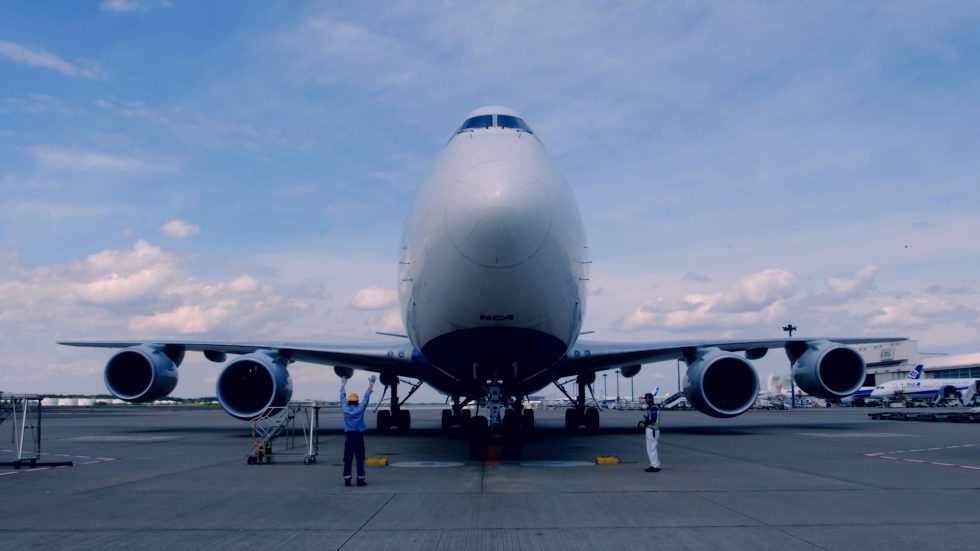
top-left (104, 344), bottom-right (181, 403)
top-left (790, 340), bottom-right (865, 399)
top-left (216, 352), bottom-right (293, 420)
top-left (683, 347), bottom-right (759, 418)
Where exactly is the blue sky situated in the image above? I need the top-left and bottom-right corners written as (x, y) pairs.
top-left (2, 1), bottom-right (979, 400)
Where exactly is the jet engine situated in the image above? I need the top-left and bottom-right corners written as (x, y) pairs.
top-left (790, 340), bottom-right (865, 399)
top-left (216, 352), bottom-right (293, 420)
top-left (683, 347), bottom-right (759, 418)
top-left (104, 344), bottom-right (181, 402)
top-left (620, 365), bottom-right (641, 378)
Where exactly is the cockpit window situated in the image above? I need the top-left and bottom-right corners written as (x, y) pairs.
top-left (455, 114), bottom-right (535, 135)
top-left (496, 115), bottom-right (532, 133)
top-left (458, 115), bottom-right (493, 132)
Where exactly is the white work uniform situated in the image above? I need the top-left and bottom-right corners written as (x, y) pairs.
top-left (645, 427), bottom-right (661, 468)
top-left (644, 405), bottom-right (661, 468)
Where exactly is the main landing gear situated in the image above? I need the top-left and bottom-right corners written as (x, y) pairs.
top-left (375, 374), bottom-right (423, 433)
top-left (441, 395), bottom-right (472, 431)
top-left (554, 374), bottom-right (600, 432)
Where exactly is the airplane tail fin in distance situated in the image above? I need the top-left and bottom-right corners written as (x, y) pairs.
top-left (906, 364), bottom-right (924, 380)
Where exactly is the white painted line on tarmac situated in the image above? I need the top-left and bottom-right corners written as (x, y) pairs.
top-left (862, 443), bottom-right (980, 472)
top-left (390, 461), bottom-right (465, 468)
top-left (798, 432), bottom-right (913, 438)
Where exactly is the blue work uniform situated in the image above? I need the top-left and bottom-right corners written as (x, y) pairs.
top-left (341, 384), bottom-right (372, 484)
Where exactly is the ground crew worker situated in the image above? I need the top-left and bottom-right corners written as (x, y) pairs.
top-left (642, 392), bottom-right (662, 472)
top-left (341, 375), bottom-right (375, 486)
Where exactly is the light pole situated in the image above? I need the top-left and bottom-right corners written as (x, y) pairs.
top-left (676, 359), bottom-right (681, 393)
top-left (603, 373), bottom-right (607, 402)
top-left (615, 370), bottom-right (621, 407)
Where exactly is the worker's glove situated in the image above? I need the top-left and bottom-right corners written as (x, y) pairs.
top-left (368, 375), bottom-right (377, 385)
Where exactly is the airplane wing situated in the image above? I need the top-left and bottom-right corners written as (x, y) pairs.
top-left (59, 340), bottom-right (421, 377)
top-left (555, 336), bottom-right (906, 376)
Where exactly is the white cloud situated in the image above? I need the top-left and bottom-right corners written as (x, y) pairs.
top-left (129, 302), bottom-right (233, 334)
top-left (869, 298), bottom-right (976, 330)
top-left (227, 276), bottom-right (260, 294)
top-left (0, 40), bottom-right (102, 78)
top-left (378, 311), bottom-right (405, 333)
top-left (826, 265), bottom-right (879, 299)
top-left (350, 287), bottom-right (398, 310)
top-left (69, 240), bottom-right (177, 305)
top-left (99, 0), bottom-right (170, 13)
top-left (711, 269), bottom-right (798, 314)
top-left (28, 145), bottom-right (167, 173)
top-left (161, 219), bottom-right (200, 239)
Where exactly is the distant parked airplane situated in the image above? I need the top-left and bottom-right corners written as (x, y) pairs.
top-left (870, 365), bottom-right (978, 404)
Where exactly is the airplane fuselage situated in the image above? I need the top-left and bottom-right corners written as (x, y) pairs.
top-left (398, 107), bottom-right (589, 397)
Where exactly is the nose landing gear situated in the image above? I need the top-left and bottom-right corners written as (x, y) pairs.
top-left (465, 384), bottom-right (527, 461)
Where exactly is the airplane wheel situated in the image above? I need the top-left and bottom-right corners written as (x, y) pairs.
top-left (522, 409), bottom-right (535, 431)
top-left (441, 409), bottom-right (453, 431)
top-left (502, 414), bottom-right (522, 460)
top-left (468, 416), bottom-right (489, 461)
top-left (460, 409), bottom-right (471, 422)
top-left (584, 407), bottom-right (600, 432)
top-left (397, 409), bottom-right (411, 432)
top-left (564, 408), bottom-right (580, 431)
top-left (377, 410), bottom-right (391, 432)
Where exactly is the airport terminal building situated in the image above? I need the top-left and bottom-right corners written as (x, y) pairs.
top-left (856, 340), bottom-right (980, 384)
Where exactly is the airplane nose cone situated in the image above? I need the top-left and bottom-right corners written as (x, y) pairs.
top-left (446, 161), bottom-right (552, 268)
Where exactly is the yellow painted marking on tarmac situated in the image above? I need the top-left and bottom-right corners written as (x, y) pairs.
top-left (366, 457), bottom-right (388, 467)
top-left (595, 455), bottom-right (620, 465)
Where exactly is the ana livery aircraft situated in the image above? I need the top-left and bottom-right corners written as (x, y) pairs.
top-left (62, 106), bottom-right (904, 459)
top-left (870, 364), bottom-right (979, 405)
top-left (847, 364), bottom-right (923, 402)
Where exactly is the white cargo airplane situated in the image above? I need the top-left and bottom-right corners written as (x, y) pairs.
top-left (61, 106), bottom-right (904, 459)
top-left (870, 364), bottom-right (978, 404)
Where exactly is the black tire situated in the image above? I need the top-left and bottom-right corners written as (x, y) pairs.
top-left (585, 407), bottom-right (600, 432)
top-left (522, 409), bottom-right (535, 431)
top-left (377, 410), bottom-right (392, 432)
top-left (460, 409), bottom-right (472, 422)
top-left (398, 409), bottom-right (411, 432)
top-left (441, 409), bottom-right (453, 431)
top-left (468, 416), bottom-right (489, 461)
top-left (501, 415), bottom-right (522, 460)
top-left (565, 408), bottom-right (580, 431)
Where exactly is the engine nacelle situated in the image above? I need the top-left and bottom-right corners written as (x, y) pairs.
top-left (334, 366), bottom-right (354, 379)
top-left (790, 340), bottom-right (865, 399)
top-left (104, 344), bottom-right (180, 403)
top-left (620, 365), bottom-right (641, 378)
top-left (683, 347), bottom-right (759, 418)
top-left (216, 352), bottom-right (293, 420)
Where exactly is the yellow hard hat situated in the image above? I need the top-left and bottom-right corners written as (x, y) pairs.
top-left (347, 392), bottom-right (359, 402)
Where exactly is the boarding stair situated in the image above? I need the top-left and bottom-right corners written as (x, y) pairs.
top-left (247, 401), bottom-right (322, 465)
top-left (660, 392), bottom-right (687, 409)
top-left (1, 394), bottom-right (73, 469)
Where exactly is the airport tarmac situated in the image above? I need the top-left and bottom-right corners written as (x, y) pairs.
top-left (2, 406), bottom-right (978, 550)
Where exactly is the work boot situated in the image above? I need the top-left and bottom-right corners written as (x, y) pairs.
top-left (344, 479), bottom-right (352, 486)
top-left (645, 466), bottom-right (661, 472)
top-left (357, 479), bottom-right (367, 487)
